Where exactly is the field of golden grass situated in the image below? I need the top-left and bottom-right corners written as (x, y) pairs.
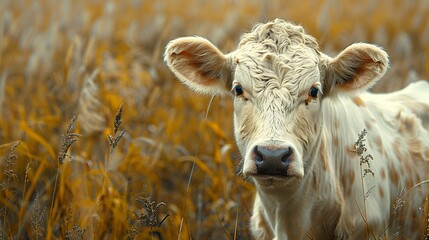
top-left (0, 0), bottom-right (428, 239)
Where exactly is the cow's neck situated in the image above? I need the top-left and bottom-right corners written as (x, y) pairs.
top-left (255, 179), bottom-right (314, 239)
top-left (254, 119), bottom-right (341, 239)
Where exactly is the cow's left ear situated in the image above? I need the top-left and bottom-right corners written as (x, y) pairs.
top-left (325, 43), bottom-right (389, 94)
top-left (164, 36), bottom-right (233, 96)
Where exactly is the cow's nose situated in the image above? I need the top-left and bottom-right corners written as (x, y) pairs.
top-left (254, 145), bottom-right (293, 176)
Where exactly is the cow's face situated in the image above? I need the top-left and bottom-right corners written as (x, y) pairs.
top-left (231, 39), bottom-right (322, 183)
top-left (165, 19), bottom-right (388, 188)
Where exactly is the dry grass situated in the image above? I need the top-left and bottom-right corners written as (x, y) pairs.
top-left (0, 0), bottom-right (428, 239)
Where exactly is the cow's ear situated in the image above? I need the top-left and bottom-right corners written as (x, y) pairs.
top-left (325, 43), bottom-right (389, 94)
top-left (164, 36), bottom-right (233, 95)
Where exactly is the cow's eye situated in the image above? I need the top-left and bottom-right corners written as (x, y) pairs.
top-left (309, 87), bottom-right (319, 98)
top-left (234, 85), bottom-right (244, 96)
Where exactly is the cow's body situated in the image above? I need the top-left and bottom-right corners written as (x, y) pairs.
top-left (252, 81), bottom-right (429, 239)
top-left (165, 19), bottom-right (429, 239)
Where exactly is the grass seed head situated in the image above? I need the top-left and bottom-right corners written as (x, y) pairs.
top-left (58, 116), bottom-right (82, 165)
top-left (136, 194), bottom-right (166, 228)
top-left (113, 104), bottom-right (123, 135)
top-left (108, 105), bottom-right (126, 153)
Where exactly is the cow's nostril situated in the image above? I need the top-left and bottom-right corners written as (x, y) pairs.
top-left (281, 147), bottom-right (293, 164)
top-left (254, 146), bottom-right (264, 163)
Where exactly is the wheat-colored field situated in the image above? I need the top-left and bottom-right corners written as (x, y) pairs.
top-left (0, 0), bottom-right (428, 239)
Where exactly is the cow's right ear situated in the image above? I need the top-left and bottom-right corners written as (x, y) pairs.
top-left (164, 37), bottom-right (233, 95)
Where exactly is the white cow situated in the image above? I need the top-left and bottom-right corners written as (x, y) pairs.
top-left (165, 19), bottom-right (429, 239)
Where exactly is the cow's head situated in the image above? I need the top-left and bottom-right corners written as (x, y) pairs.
top-left (165, 19), bottom-right (388, 188)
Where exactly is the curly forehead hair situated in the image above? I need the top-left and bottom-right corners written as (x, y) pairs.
top-left (238, 19), bottom-right (319, 53)
top-left (233, 19), bottom-right (322, 105)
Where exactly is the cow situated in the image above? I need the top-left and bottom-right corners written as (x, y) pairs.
top-left (164, 19), bottom-right (429, 239)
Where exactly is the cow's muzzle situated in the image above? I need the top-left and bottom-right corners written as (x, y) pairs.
top-left (253, 145), bottom-right (293, 176)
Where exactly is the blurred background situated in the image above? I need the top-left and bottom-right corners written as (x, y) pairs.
top-left (0, 0), bottom-right (428, 239)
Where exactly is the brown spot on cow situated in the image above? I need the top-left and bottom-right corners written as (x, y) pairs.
top-left (347, 146), bottom-right (355, 157)
top-left (365, 120), bottom-right (373, 130)
top-left (406, 177), bottom-right (414, 190)
top-left (389, 163), bottom-right (399, 186)
top-left (374, 135), bottom-right (382, 146)
top-left (352, 97), bottom-right (366, 107)
top-left (401, 115), bottom-right (417, 134)
top-left (374, 135), bottom-right (384, 156)
top-left (410, 151), bottom-right (424, 162)
top-left (349, 170), bottom-right (355, 185)
top-left (411, 211), bottom-right (418, 222)
top-left (312, 170), bottom-right (319, 190)
top-left (334, 119), bottom-right (340, 130)
top-left (402, 117), bottom-right (416, 133)
top-left (380, 169), bottom-right (386, 180)
top-left (340, 174), bottom-right (346, 188)
top-left (340, 174), bottom-right (352, 197)
top-left (333, 134), bottom-right (339, 146)
top-left (408, 138), bottom-right (424, 161)
top-left (410, 211), bottom-right (420, 232)
top-left (378, 187), bottom-right (384, 198)
top-left (404, 160), bottom-right (412, 175)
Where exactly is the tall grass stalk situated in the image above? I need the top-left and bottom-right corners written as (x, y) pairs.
top-left (2, 141), bottom-right (20, 239)
top-left (177, 95), bottom-right (216, 240)
top-left (358, 159), bottom-right (369, 238)
top-left (233, 204), bottom-right (239, 240)
top-left (93, 105), bottom-right (125, 238)
top-left (50, 116), bottom-right (81, 218)
top-left (17, 161), bottom-right (31, 239)
top-left (49, 171), bottom-right (59, 219)
top-left (353, 129), bottom-right (376, 239)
